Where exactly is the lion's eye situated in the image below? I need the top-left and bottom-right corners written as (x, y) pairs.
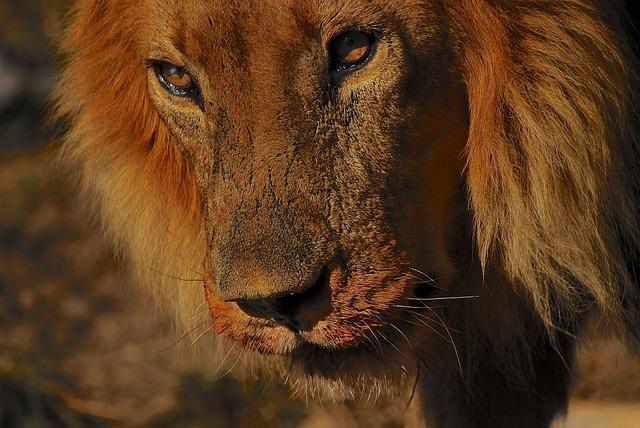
top-left (153, 61), bottom-right (199, 98)
top-left (329, 31), bottom-right (375, 73)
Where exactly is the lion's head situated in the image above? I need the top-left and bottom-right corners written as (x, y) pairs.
top-left (56, 0), bottom-right (640, 411)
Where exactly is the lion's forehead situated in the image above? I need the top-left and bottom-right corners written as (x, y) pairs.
top-left (139, 0), bottom-right (439, 66)
top-left (134, 0), bottom-right (445, 144)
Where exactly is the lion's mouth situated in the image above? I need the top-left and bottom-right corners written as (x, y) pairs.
top-left (204, 258), bottom-right (442, 379)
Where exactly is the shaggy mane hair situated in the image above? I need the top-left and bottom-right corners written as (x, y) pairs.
top-left (54, 0), bottom-right (640, 412)
top-left (447, 0), bottom-right (640, 341)
top-left (55, 0), bottom-right (206, 328)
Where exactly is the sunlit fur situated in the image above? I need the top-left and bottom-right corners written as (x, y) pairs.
top-left (55, 0), bottom-right (640, 426)
top-left (450, 0), bottom-right (640, 338)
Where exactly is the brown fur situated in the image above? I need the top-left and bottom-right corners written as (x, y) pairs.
top-left (55, 1), bottom-right (640, 426)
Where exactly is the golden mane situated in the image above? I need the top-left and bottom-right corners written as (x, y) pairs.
top-left (448, 0), bottom-right (640, 339)
top-left (54, 0), bottom-right (205, 327)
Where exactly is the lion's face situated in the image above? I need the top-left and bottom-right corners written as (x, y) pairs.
top-left (141, 0), bottom-right (467, 375)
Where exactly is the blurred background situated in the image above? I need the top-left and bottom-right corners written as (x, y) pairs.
top-left (1, 1), bottom-right (639, 427)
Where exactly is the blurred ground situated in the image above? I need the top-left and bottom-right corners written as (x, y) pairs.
top-left (1, 1), bottom-right (639, 427)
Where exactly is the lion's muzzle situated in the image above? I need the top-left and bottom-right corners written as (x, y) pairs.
top-left (233, 265), bottom-right (333, 333)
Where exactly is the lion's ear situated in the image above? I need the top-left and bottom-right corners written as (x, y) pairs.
top-left (449, 1), bottom-right (640, 334)
top-left (55, 0), bottom-right (204, 324)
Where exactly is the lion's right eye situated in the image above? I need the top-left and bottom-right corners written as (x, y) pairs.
top-left (328, 31), bottom-right (376, 74)
top-left (152, 61), bottom-right (200, 98)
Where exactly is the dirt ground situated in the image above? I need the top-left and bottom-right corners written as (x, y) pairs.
top-left (558, 402), bottom-right (640, 428)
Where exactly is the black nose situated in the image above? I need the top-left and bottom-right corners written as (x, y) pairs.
top-left (235, 267), bottom-right (331, 333)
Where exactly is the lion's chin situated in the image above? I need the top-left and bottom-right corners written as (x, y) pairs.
top-left (225, 323), bottom-right (421, 390)
top-left (291, 342), bottom-right (395, 377)
top-left (279, 341), bottom-right (417, 402)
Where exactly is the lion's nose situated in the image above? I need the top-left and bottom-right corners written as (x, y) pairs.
top-left (234, 266), bottom-right (331, 333)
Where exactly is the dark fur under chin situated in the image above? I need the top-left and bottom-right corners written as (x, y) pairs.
top-left (212, 346), bottom-right (413, 404)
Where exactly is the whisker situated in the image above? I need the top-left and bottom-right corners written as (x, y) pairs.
top-left (406, 295), bottom-right (481, 302)
top-left (408, 311), bottom-right (450, 342)
top-left (357, 323), bottom-right (381, 355)
top-left (375, 326), bottom-right (410, 362)
top-left (153, 318), bottom-right (208, 353)
top-left (410, 268), bottom-right (438, 283)
top-left (424, 305), bottom-right (464, 376)
top-left (372, 328), bottom-right (420, 381)
top-left (179, 259), bottom-right (204, 276)
top-left (394, 304), bottom-right (428, 310)
top-left (402, 318), bottom-right (425, 328)
top-left (213, 348), bottom-right (245, 381)
top-left (389, 322), bottom-right (416, 362)
top-left (364, 323), bottom-right (384, 356)
top-left (360, 337), bottom-right (378, 356)
top-left (191, 325), bottom-right (213, 347)
top-left (148, 267), bottom-right (204, 283)
top-left (389, 322), bottom-right (414, 352)
top-left (153, 302), bottom-right (209, 353)
top-left (213, 341), bottom-right (238, 375)
top-left (188, 301), bottom-right (210, 324)
top-left (401, 273), bottom-right (432, 283)
top-left (393, 319), bottom-right (431, 374)
top-left (406, 366), bottom-right (421, 411)
top-left (410, 307), bottom-right (462, 334)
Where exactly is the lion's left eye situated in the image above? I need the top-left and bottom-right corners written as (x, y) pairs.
top-left (153, 61), bottom-right (199, 98)
top-left (329, 31), bottom-right (376, 74)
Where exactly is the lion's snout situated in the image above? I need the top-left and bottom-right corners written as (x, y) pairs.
top-left (233, 265), bottom-right (333, 333)
top-left (207, 204), bottom-right (340, 333)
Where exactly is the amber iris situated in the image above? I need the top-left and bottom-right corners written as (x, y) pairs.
top-left (162, 63), bottom-right (192, 88)
top-left (153, 61), bottom-right (198, 97)
top-left (329, 31), bottom-right (374, 72)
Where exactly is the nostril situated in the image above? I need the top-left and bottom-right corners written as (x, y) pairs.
top-left (235, 298), bottom-right (278, 320)
top-left (236, 297), bottom-right (302, 333)
top-left (413, 282), bottom-right (437, 299)
top-left (278, 266), bottom-right (329, 315)
top-left (235, 266), bottom-right (332, 333)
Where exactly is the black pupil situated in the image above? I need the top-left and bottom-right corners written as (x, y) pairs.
top-left (334, 32), bottom-right (370, 66)
top-left (163, 64), bottom-right (188, 86)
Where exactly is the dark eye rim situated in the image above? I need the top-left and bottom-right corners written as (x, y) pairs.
top-left (151, 60), bottom-right (201, 99)
top-left (328, 30), bottom-right (378, 75)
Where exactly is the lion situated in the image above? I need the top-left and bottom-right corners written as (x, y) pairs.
top-left (54, 0), bottom-right (640, 426)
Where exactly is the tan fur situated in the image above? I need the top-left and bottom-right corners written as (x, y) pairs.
top-left (55, 1), bottom-right (640, 426)
top-left (450, 0), bottom-right (640, 333)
